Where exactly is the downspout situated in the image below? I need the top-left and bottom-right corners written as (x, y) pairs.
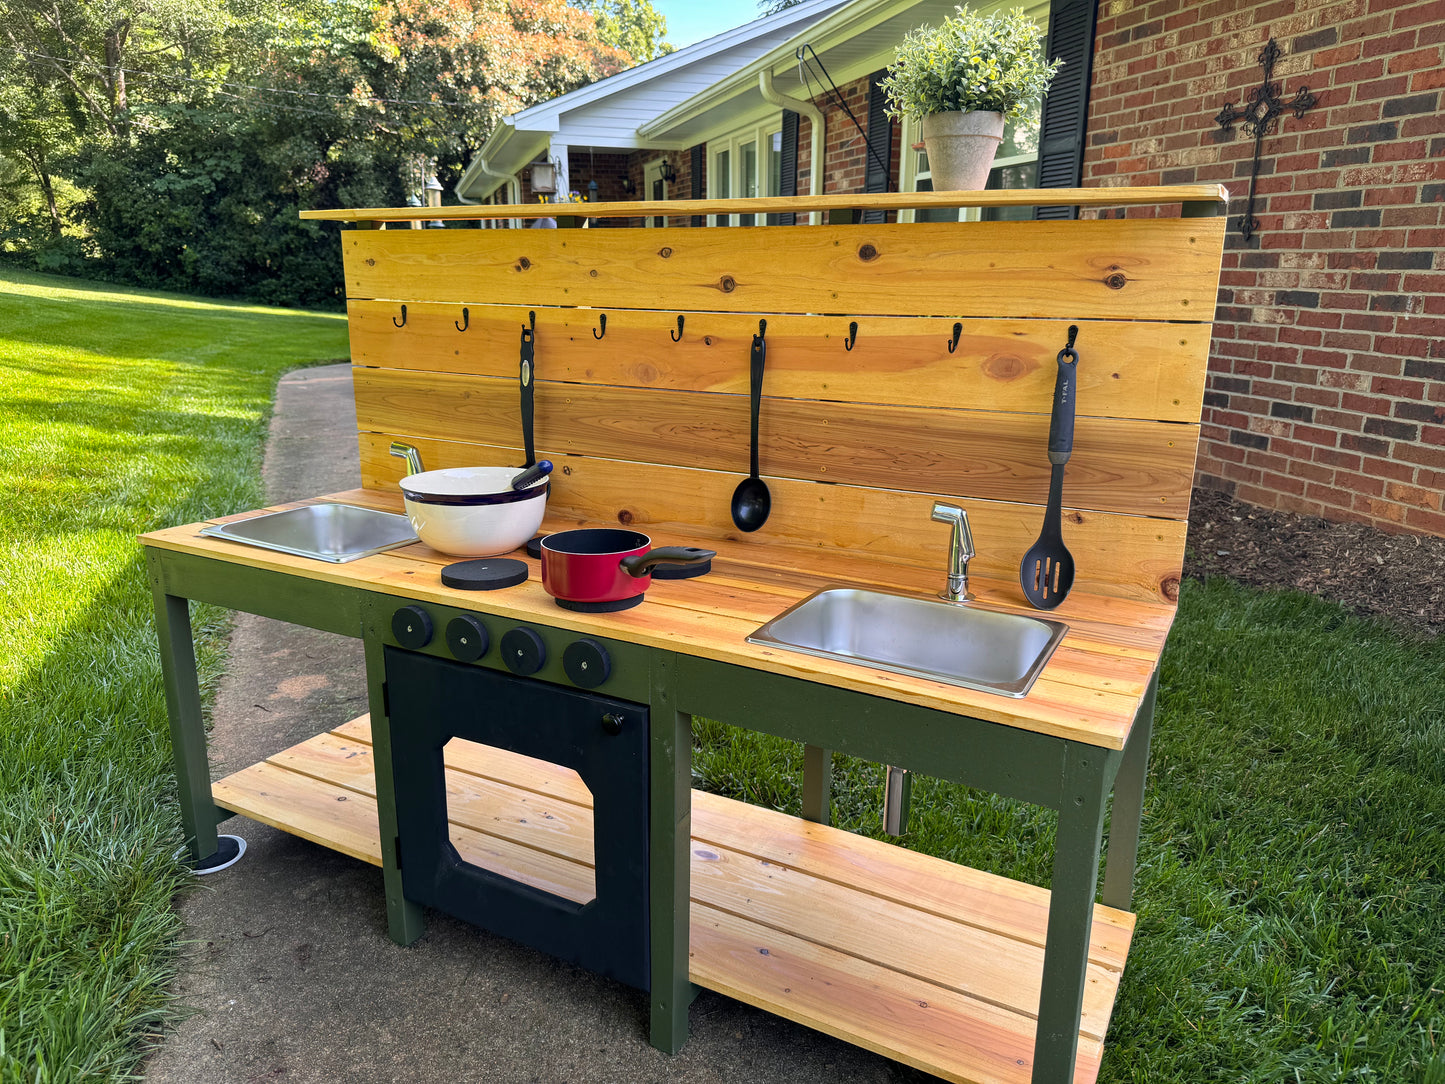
top-left (455, 156), bottom-right (520, 228)
top-left (760, 69), bottom-right (824, 225)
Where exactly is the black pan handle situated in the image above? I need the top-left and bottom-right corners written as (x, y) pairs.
top-left (619, 546), bottom-right (717, 578)
top-left (1047, 345), bottom-right (1079, 465)
top-left (748, 332), bottom-right (765, 478)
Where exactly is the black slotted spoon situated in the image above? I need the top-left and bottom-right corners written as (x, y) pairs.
top-left (1019, 333), bottom-right (1079, 609)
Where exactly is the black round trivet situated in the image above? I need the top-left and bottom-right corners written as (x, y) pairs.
top-left (441, 557), bottom-right (528, 591)
top-left (553, 595), bottom-right (646, 613)
top-left (650, 559), bottom-right (712, 580)
top-left (525, 535), bottom-right (547, 560)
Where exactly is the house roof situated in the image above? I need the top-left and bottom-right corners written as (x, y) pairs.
top-left (455, 0), bottom-right (853, 200)
top-left (640, 0), bottom-right (1048, 145)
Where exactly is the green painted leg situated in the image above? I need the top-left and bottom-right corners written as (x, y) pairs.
top-left (151, 586), bottom-right (219, 863)
top-left (648, 656), bottom-right (692, 1054)
top-left (363, 635), bottom-right (424, 946)
top-left (1032, 744), bottom-right (1109, 1084)
top-left (801, 744), bottom-right (832, 825)
top-left (1102, 670), bottom-right (1158, 911)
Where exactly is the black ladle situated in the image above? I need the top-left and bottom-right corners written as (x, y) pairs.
top-left (1019, 340), bottom-right (1079, 609)
top-left (730, 329), bottom-right (771, 532)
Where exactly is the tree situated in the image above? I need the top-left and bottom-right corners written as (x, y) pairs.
top-left (757, 0), bottom-right (806, 14)
top-left (579, 0), bottom-right (672, 62)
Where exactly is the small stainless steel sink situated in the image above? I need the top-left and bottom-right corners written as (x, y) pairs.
top-left (747, 587), bottom-right (1067, 698)
top-left (199, 504), bottom-right (418, 563)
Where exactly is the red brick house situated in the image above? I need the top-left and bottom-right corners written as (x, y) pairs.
top-left (456, 0), bottom-right (1445, 536)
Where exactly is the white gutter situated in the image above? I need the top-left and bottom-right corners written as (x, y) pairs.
top-left (760, 69), bottom-right (825, 226)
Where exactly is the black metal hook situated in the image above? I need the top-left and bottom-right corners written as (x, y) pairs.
top-left (1066, 324), bottom-right (1079, 350)
top-left (947, 322), bottom-right (962, 353)
top-left (757, 318), bottom-right (767, 339)
top-left (844, 321), bottom-right (858, 351)
top-left (455, 307), bottom-right (469, 332)
top-left (592, 313), bottom-right (607, 340)
top-left (670, 315), bottom-right (684, 342)
top-left (392, 304), bottom-right (407, 328)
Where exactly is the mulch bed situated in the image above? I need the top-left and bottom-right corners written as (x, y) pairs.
top-left (1183, 487), bottom-right (1445, 637)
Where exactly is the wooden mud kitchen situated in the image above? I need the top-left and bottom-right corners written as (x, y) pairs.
top-left (143, 187), bottom-right (1229, 1083)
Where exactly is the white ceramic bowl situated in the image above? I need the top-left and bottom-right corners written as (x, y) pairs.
top-left (398, 466), bottom-right (548, 557)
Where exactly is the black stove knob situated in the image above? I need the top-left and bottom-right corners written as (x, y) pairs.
top-left (391, 605), bottom-right (433, 649)
top-left (501, 626), bottom-right (546, 675)
top-left (446, 615), bottom-right (490, 662)
top-left (563, 639), bottom-right (611, 689)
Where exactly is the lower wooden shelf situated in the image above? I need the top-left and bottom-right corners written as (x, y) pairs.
top-left (213, 715), bottom-right (1134, 1084)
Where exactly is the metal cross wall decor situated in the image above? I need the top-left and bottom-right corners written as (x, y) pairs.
top-left (1216, 39), bottom-right (1318, 242)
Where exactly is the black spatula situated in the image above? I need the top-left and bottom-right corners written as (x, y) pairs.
top-left (1020, 335), bottom-right (1079, 609)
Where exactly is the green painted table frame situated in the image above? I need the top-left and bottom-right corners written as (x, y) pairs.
top-left (148, 545), bottom-right (1158, 1084)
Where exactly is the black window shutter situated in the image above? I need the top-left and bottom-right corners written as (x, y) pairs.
top-left (778, 109), bottom-right (799, 225)
top-left (863, 69), bottom-right (894, 223)
top-left (690, 144), bottom-right (704, 226)
top-left (1035, 0), bottom-right (1098, 219)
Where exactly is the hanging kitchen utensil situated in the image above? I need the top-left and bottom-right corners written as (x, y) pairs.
top-left (509, 460), bottom-right (552, 491)
top-left (520, 312), bottom-right (537, 468)
top-left (1019, 329), bottom-right (1079, 610)
top-left (730, 322), bottom-right (771, 532)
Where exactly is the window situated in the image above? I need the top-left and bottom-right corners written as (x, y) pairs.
top-left (709, 122), bottom-right (783, 226)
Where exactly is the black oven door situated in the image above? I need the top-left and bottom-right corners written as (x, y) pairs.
top-left (384, 646), bottom-right (650, 990)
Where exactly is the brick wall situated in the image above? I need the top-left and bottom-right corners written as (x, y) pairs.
top-left (819, 74), bottom-right (903, 198)
top-left (1086, 0), bottom-right (1445, 535)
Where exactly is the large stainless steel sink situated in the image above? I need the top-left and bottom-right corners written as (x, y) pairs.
top-left (199, 504), bottom-right (418, 563)
top-left (747, 587), bottom-right (1067, 698)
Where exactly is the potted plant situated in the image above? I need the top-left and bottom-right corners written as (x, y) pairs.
top-left (881, 5), bottom-right (1061, 192)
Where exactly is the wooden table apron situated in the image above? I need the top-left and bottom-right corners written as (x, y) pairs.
top-left (146, 544), bottom-right (1158, 1083)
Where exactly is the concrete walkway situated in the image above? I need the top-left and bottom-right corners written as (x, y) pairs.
top-left (144, 364), bottom-right (925, 1083)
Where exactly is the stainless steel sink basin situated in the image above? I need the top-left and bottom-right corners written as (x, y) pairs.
top-left (199, 504), bottom-right (418, 563)
top-left (747, 587), bottom-right (1067, 698)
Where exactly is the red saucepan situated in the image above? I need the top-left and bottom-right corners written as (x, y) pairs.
top-left (540, 529), bottom-right (715, 612)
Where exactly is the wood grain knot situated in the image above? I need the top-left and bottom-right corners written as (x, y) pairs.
top-left (1161, 576), bottom-right (1181, 602)
top-left (718, 275), bottom-right (737, 292)
top-left (516, 257), bottom-right (532, 271)
top-left (365, 258), bottom-right (375, 267)
top-left (980, 354), bottom-right (1035, 382)
top-left (1104, 271), bottom-right (1127, 289)
top-left (617, 509), bottom-right (634, 525)
top-left (858, 243), bottom-right (878, 261)
top-left (1068, 511), bottom-right (1086, 525)
top-left (659, 247), bottom-right (673, 258)
top-left (589, 269), bottom-right (598, 278)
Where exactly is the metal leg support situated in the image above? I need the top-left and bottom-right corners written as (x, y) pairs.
top-left (882, 765), bottom-right (913, 836)
top-left (648, 657), bottom-right (694, 1054)
top-left (801, 744), bottom-right (832, 825)
top-left (151, 586), bottom-right (219, 863)
top-left (363, 634), bottom-right (425, 946)
top-left (1101, 669), bottom-right (1158, 911)
top-left (1032, 744), bottom-right (1110, 1084)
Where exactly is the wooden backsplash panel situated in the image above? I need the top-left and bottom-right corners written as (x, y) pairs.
top-left (355, 432), bottom-right (1189, 607)
top-left (342, 218), bottom-right (1225, 321)
top-left (352, 367), bottom-right (1199, 519)
top-left (341, 207), bottom-right (1225, 607)
top-left (346, 303), bottom-right (1213, 425)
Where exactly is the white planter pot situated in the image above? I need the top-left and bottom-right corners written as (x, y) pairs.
top-left (920, 110), bottom-right (1006, 192)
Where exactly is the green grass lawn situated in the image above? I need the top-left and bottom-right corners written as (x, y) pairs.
top-left (1, 267), bottom-right (1442, 1084)
top-left (694, 579), bottom-right (1445, 1083)
top-left (0, 269), bottom-right (349, 1081)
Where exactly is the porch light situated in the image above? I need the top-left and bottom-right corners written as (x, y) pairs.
top-left (529, 161), bottom-right (557, 194)
top-left (658, 160), bottom-right (677, 184)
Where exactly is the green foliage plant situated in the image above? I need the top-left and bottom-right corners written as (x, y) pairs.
top-left (880, 5), bottom-right (1061, 125)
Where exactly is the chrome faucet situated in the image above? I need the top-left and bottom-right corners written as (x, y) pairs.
top-left (389, 441), bottom-right (425, 477)
top-left (931, 501), bottom-right (975, 603)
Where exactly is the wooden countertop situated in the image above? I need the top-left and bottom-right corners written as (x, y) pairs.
top-left (141, 490), bottom-right (1176, 751)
